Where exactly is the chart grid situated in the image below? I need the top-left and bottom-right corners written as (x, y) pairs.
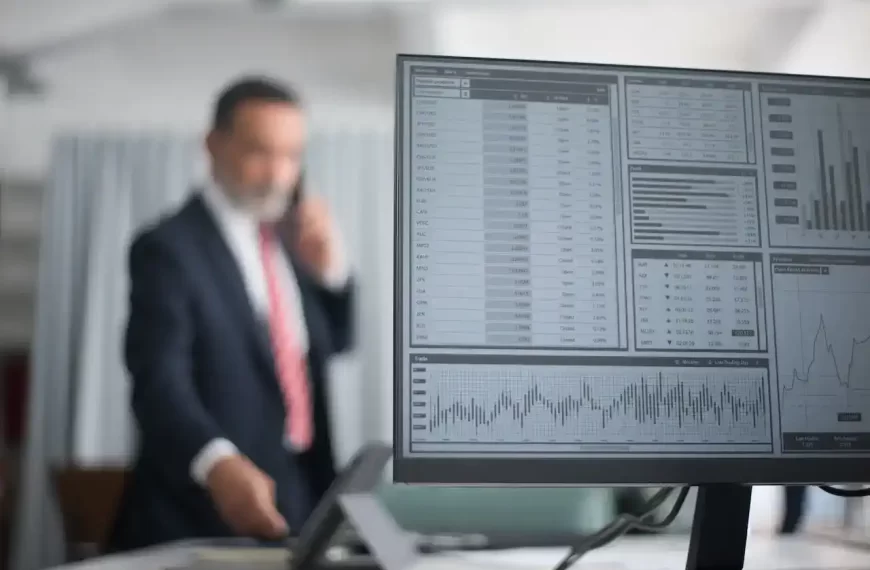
top-left (408, 355), bottom-right (774, 454)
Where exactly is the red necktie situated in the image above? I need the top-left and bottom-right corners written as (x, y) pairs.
top-left (259, 225), bottom-right (313, 450)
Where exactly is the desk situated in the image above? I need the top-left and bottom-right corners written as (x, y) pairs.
top-left (47, 535), bottom-right (870, 570)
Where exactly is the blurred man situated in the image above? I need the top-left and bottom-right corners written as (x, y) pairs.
top-left (109, 77), bottom-right (354, 551)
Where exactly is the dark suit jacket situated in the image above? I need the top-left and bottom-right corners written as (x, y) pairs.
top-left (108, 194), bottom-right (354, 551)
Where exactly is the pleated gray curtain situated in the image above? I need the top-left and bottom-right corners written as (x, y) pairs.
top-left (11, 127), bottom-right (395, 570)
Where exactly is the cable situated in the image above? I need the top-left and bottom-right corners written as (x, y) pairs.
top-left (818, 485), bottom-right (870, 498)
top-left (552, 486), bottom-right (691, 570)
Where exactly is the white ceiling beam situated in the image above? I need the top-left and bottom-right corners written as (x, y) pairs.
top-left (425, 0), bottom-right (856, 74)
top-left (774, 0), bottom-right (870, 77)
top-left (737, 0), bottom-right (823, 71)
top-left (428, 1), bottom-right (795, 69)
top-left (0, 0), bottom-right (178, 54)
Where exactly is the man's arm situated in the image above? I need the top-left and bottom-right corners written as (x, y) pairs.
top-left (124, 231), bottom-right (227, 482)
top-left (306, 245), bottom-right (355, 355)
top-left (291, 197), bottom-right (355, 355)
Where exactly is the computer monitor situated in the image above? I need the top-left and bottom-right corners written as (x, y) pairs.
top-left (392, 54), bottom-right (870, 487)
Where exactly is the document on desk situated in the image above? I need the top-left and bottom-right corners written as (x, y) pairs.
top-left (164, 547), bottom-right (290, 570)
top-left (168, 546), bottom-right (358, 570)
top-left (194, 547), bottom-right (290, 563)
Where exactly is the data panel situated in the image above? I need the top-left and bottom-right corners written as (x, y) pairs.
top-left (771, 254), bottom-right (870, 452)
top-left (628, 165), bottom-right (761, 247)
top-left (397, 56), bottom-right (870, 466)
top-left (625, 77), bottom-right (755, 164)
top-left (409, 66), bottom-right (627, 350)
top-left (632, 250), bottom-right (767, 353)
top-left (408, 354), bottom-right (773, 455)
top-left (761, 84), bottom-right (870, 249)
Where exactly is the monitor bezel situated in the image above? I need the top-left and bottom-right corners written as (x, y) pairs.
top-left (392, 53), bottom-right (870, 486)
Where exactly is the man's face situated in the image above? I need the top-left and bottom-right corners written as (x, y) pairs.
top-left (208, 100), bottom-right (306, 221)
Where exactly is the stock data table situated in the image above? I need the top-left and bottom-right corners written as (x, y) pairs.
top-left (410, 69), bottom-right (627, 349)
top-left (632, 250), bottom-right (767, 352)
top-left (625, 76), bottom-right (756, 164)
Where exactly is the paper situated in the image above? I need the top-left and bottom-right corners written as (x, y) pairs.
top-left (193, 547), bottom-right (290, 564)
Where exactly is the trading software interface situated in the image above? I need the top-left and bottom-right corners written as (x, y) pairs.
top-left (396, 57), bottom-right (870, 459)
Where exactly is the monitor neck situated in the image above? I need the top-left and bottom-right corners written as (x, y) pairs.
top-left (686, 484), bottom-right (752, 570)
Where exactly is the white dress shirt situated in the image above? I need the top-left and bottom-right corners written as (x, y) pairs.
top-left (190, 183), bottom-right (348, 485)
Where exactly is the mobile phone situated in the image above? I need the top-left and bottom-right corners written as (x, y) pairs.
top-left (283, 170), bottom-right (306, 239)
top-left (290, 170), bottom-right (305, 211)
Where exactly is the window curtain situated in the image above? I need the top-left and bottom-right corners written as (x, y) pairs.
top-left (11, 128), bottom-right (394, 570)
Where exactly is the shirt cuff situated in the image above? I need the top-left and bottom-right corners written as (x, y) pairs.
top-left (190, 438), bottom-right (239, 486)
top-left (321, 241), bottom-right (350, 290)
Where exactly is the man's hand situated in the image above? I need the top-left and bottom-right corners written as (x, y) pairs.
top-left (205, 454), bottom-right (289, 539)
top-left (293, 196), bottom-right (339, 280)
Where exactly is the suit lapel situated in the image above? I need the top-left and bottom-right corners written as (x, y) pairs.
top-left (184, 195), bottom-right (279, 380)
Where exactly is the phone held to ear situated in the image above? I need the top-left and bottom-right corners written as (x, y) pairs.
top-left (291, 171), bottom-right (305, 212)
top-left (282, 171), bottom-right (306, 240)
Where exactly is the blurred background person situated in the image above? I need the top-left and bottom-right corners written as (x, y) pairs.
top-left (108, 77), bottom-right (355, 551)
top-left (780, 486), bottom-right (808, 534)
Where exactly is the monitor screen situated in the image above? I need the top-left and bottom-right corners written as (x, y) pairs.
top-left (392, 55), bottom-right (870, 485)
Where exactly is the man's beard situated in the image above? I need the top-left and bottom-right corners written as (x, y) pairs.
top-left (228, 184), bottom-right (290, 222)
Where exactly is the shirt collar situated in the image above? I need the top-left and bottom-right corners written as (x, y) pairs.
top-left (201, 181), bottom-right (259, 234)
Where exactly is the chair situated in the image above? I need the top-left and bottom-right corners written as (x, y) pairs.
top-left (52, 465), bottom-right (130, 560)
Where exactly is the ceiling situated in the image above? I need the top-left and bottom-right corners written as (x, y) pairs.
top-left (0, 0), bottom-right (851, 76)
top-left (3, 0), bottom-right (868, 100)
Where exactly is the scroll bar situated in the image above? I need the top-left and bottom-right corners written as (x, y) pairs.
top-left (744, 90), bottom-right (756, 164)
top-left (610, 83), bottom-right (628, 349)
top-left (754, 259), bottom-right (767, 352)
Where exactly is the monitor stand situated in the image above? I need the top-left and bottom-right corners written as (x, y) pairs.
top-left (293, 443), bottom-right (421, 570)
top-left (685, 484), bottom-right (752, 570)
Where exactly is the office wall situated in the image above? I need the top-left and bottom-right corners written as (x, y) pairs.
top-left (1, 8), bottom-right (401, 179)
top-left (0, 6), bottom-right (408, 349)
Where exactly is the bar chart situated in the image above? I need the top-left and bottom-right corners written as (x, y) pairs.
top-left (628, 164), bottom-right (761, 247)
top-left (761, 83), bottom-right (870, 249)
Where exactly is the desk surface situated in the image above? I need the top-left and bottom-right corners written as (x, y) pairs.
top-left (49, 535), bottom-right (870, 570)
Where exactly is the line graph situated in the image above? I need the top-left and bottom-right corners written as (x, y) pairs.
top-left (772, 255), bottom-right (870, 446)
top-left (783, 315), bottom-right (870, 394)
top-left (410, 363), bottom-right (771, 448)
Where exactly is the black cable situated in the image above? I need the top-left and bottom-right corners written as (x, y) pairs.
top-left (818, 485), bottom-right (870, 498)
top-left (552, 486), bottom-right (691, 570)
